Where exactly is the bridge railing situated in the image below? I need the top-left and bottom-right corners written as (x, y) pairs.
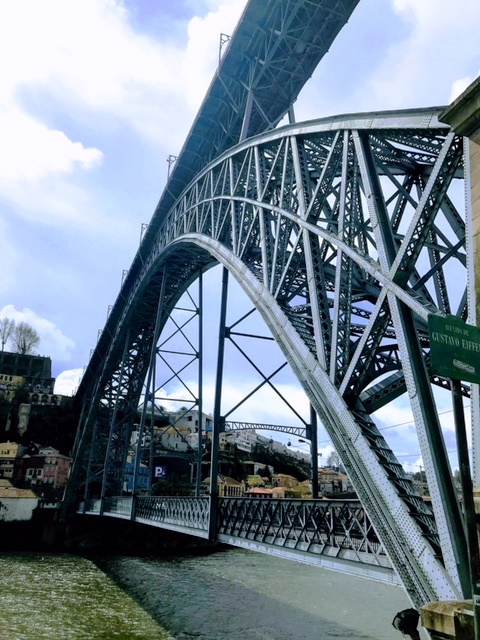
top-left (79, 495), bottom-right (210, 532)
top-left (217, 498), bottom-right (388, 567)
top-left (135, 496), bottom-right (210, 532)
top-left (80, 499), bottom-right (103, 514)
top-left (104, 496), bottom-right (133, 517)
top-left (77, 496), bottom-right (389, 569)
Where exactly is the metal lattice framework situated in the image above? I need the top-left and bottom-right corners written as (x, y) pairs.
top-left (67, 107), bottom-right (474, 608)
top-left (81, 496), bottom-right (395, 582)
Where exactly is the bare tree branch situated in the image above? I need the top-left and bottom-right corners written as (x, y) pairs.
top-left (12, 322), bottom-right (40, 355)
top-left (0, 318), bottom-right (15, 351)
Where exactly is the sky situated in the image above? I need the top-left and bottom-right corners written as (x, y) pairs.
top-left (1, 0), bottom-right (480, 470)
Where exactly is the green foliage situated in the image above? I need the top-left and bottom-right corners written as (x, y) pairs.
top-left (257, 465), bottom-right (272, 479)
top-left (253, 443), bottom-right (309, 481)
top-left (150, 474), bottom-right (192, 496)
top-left (0, 380), bottom-right (30, 438)
top-left (246, 475), bottom-right (265, 487)
top-left (0, 399), bottom-right (78, 456)
top-left (19, 405), bottom-right (78, 455)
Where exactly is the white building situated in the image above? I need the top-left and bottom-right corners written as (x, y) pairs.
top-left (220, 429), bottom-right (260, 453)
top-left (150, 409), bottom-right (213, 452)
top-left (167, 409), bottom-right (213, 434)
top-left (0, 480), bottom-right (38, 521)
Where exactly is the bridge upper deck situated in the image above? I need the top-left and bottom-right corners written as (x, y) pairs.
top-left (77, 0), bottom-right (359, 402)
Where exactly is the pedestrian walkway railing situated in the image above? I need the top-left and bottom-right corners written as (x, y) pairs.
top-left (135, 496), bottom-right (210, 531)
top-left (78, 496), bottom-right (397, 583)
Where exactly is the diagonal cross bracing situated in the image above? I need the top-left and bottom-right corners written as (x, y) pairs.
top-left (68, 108), bottom-right (472, 608)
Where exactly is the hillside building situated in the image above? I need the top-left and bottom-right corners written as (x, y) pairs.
top-left (0, 441), bottom-right (26, 479)
top-left (0, 479), bottom-right (38, 521)
top-left (14, 445), bottom-right (72, 492)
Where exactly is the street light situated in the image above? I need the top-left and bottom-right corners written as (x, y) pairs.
top-left (297, 433), bottom-right (319, 499)
top-left (299, 438), bottom-right (322, 459)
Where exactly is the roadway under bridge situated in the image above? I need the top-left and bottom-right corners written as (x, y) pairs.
top-left (64, 0), bottom-right (478, 612)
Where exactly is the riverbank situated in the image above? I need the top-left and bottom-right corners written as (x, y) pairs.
top-left (97, 547), bottom-right (420, 640)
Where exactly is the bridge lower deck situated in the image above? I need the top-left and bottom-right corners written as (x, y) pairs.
top-left (79, 496), bottom-right (399, 585)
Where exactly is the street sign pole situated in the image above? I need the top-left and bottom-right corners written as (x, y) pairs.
top-left (451, 378), bottom-right (480, 638)
top-left (429, 314), bottom-right (480, 637)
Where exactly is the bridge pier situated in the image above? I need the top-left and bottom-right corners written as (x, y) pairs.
top-left (421, 601), bottom-right (474, 640)
top-left (63, 513), bottom-right (218, 555)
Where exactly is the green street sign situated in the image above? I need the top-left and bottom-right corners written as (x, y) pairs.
top-left (429, 314), bottom-right (480, 384)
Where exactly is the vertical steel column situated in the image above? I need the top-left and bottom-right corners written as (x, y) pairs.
top-left (464, 139), bottom-right (480, 486)
top-left (355, 130), bottom-right (470, 596)
top-left (288, 104), bottom-right (296, 124)
top-left (209, 266), bottom-right (229, 540)
top-left (196, 271), bottom-right (204, 497)
top-left (309, 405), bottom-right (319, 499)
top-left (100, 328), bottom-right (131, 499)
top-left (239, 90), bottom-right (254, 142)
top-left (83, 419), bottom-right (98, 506)
top-left (451, 378), bottom-right (480, 621)
top-left (133, 269), bottom-right (167, 497)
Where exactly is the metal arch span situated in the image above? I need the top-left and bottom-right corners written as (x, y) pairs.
top-left (69, 109), bottom-right (471, 607)
top-left (111, 0), bottom-right (361, 352)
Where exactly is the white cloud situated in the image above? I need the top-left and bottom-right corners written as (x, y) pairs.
top-left (366, 0), bottom-right (480, 110)
top-left (373, 402), bottom-right (415, 433)
top-left (449, 76), bottom-right (475, 103)
top-left (143, 375), bottom-right (310, 428)
top-left (0, 107), bottom-right (102, 184)
top-left (54, 368), bottom-right (84, 396)
top-left (0, 0), bottom-right (247, 227)
top-left (401, 456), bottom-right (424, 475)
top-left (0, 304), bottom-right (75, 361)
top-left (0, 1), bottom-right (108, 188)
top-left (0, 220), bottom-right (19, 295)
top-left (183, 0), bottom-right (246, 110)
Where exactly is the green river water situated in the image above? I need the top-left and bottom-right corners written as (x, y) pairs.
top-left (0, 549), bottom-right (418, 640)
top-left (0, 553), bottom-right (171, 640)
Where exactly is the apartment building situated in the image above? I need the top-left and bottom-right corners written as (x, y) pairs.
top-left (0, 441), bottom-right (26, 478)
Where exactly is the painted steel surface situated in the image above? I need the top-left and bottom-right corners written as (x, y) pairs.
top-left (69, 109), bottom-right (471, 608)
top-left (81, 496), bottom-right (397, 582)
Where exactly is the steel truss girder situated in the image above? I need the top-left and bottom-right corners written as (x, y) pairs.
top-left (84, 495), bottom-right (393, 579)
top-left (224, 421), bottom-right (307, 438)
top-left (217, 498), bottom-right (387, 565)
top-left (72, 109), bottom-right (470, 607)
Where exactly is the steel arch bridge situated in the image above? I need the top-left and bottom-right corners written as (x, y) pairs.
top-left (65, 0), bottom-right (476, 615)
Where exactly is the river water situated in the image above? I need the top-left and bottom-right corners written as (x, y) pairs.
top-left (0, 548), bottom-right (420, 639)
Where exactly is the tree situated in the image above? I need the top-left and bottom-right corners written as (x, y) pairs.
top-left (150, 474), bottom-right (192, 496)
top-left (0, 318), bottom-right (15, 351)
top-left (12, 322), bottom-right (40, 355)
top-left (326, 450), bottom-right (339, 469)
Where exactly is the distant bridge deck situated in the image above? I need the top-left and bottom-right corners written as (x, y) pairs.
top-left (79, 496), bottom-right (399, 585)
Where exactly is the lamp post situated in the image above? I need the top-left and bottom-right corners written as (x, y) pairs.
top-left (297, 438), bottom-right (319, 498)
top-left (297, 406), bottom-right (320, 498)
